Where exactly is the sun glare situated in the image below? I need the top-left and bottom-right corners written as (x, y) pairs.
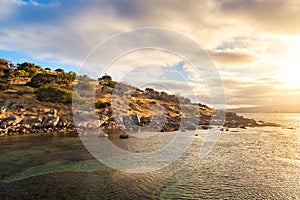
top-left (280, 39), bottom-right (300, 88)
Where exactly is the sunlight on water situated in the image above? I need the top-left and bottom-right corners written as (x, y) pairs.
top-left (0, 113), bottom-right (300, 199)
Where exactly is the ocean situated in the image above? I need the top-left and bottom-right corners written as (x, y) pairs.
top-left (0, 113), bottom-right (299, 199)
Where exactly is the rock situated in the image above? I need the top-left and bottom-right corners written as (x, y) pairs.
top-left (50, 109), bottom-right (58, 116)
top-left (132, 113), bottom-right (141, 126)
top-left (43, 115), bottom-right (60, 127)
top-left (119, 134), bottom-right (129, 139)
top-left (20, 116), bottom-right (37, 125)
top-left (98, 132), bottom-right (108, 137)
top-left (1, 115), bottom-right (22, 127)
top-left (111, 116), bottom-right (124, 129)
top-left (201, 125), bottom-right (211, 130)
top-left (0, 100), bottom-right (11, 114)
top-left (19, 126), bottom-right (28, 134)
top-left (33, 122), bottom-right (42, 129)
top-left (186, 124), bottom-right (197, 130)
top-left (123, 116), bottom-right (133, 128)
top-left (0, 122), bottom-right (7, 129)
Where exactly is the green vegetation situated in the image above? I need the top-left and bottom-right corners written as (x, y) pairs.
top-left (98, 74), bottom-right (116, 88)
top-left (0, 82), bottom-right (12, 91)
top-left (15, 69), bottom-right (30, 77)
top-left (150, 100), bottom-right (157, 104)
top-left (37, 85), bottom-right (86, 104)
top-left (95, 100), bottom-right (111, 109)
top-left (37, 86), bottom-right (72, 103)
top-left (0, 79), bottom-right (12, 91)
top-left (27, 71), bottom-right (76, 88)
top-left (17, 62), bottom-right (41, 77)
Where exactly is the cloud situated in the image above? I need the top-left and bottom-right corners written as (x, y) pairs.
top-left (0, 0), bottom-right (23, 20)
top-left (219, 0), bottom-right (300, 35)
top-left (218, 77), bottom-right (300, 107)
top-left (0, 0), bottom-right (300, 107)
top-left (208, 49), bottom-right (256, 65)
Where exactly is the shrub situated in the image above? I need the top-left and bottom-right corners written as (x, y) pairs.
top-left (95, 100), bottom-right (111, 109)
top-left (37, 85), bottom-right (86, 104)
top-left (72, 92), bottom-right (87, 104)
top-left (17, 62), bottom-right (41, 77)
top-left (37, 86), bottom-right (73, 103)
top-left (15, 69), bottom-right (30, 77)
top-left (0, 83), bottom-right (12, 91)
top-left (150, 100), bottom-right (157, 104)
top-left (28, 72), bottom-right (76, 88)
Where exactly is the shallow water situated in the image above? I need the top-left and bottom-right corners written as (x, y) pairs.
top-left (0, 113), bottom-right (300, 199)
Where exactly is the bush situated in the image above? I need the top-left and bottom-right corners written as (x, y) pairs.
top-left (72, 92), bottom-right (87, 104)
top-left (37, 85), bottom-right (86, 104)
top-left (15, 69), bottom-right (30, 77)
top-left (150, 100), bottom-right (157, 104)
top-left (0, 83), bottom-right (12, 91)
top-left (28, 72), bottom-right (76, 88)
top-left (37, 86), bottom-right (73, 103)
top-left (95, 100), bottom-right (111, 109)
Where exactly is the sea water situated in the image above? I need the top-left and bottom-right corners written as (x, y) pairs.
top-left (0, 113), bottom-right (299, 199)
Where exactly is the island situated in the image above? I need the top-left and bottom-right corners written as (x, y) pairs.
top-left (0, 58), bottom-right (279, 136)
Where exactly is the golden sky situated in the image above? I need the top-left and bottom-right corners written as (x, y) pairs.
top-left (0, 0), bottom-right (300, 108)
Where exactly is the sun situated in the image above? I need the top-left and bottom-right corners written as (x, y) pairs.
top-left (279, 39), bottom-right (300, 88)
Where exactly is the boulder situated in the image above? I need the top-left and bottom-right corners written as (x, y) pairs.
top-left (132, 113), bottom-right (141, 126)
top-left (186, 124), bottom-right (197, 130)
top-left (19, 126), bottom-right (28, 134)
top-left (123, 116), bottom-right (133, 128)
top-left (0, 100), bottom-right (11, 114)
top-left (43, 115), bottom-right (60, 127)
top-left (119, 134), bottom-right (129, 139)
top-left (1, 115), bottom-right (22, 127)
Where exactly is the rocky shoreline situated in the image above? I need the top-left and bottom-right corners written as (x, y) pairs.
top-left (0, 98), bottom-right (280, 137)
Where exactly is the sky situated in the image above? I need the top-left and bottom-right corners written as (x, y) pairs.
top-left (0, 0), bottom-right (300, 108)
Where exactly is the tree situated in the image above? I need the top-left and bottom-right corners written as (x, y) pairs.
top-left (98, 74), bottom-right (112, 82)
top-left (16, 62), bottom-right (41, 77)
top-left (55, 68), bottom-right (65, 73)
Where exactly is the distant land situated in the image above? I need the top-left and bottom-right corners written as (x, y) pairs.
top-left (229, 105), bottom-right (300, 113)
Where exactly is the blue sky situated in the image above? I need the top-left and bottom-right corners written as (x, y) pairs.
top-left (1, 0), bottom-right (300, 108)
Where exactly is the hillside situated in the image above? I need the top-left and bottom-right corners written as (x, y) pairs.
top-left (0, 58), bottom-right (279, 136)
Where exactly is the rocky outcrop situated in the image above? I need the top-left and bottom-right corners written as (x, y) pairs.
top-left (0, 105), bottom-right (76, 136)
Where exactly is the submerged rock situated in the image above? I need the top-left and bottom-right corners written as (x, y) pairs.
top-left (186, 124), bottom-right (197, 130)
top-left (119, 134), bottom-right (129, 139)
top-left (98, 132), bottom-right (108, 137)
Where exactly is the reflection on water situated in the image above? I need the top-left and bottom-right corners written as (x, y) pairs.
top-left (0, 113), bottom-right (300, 199)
